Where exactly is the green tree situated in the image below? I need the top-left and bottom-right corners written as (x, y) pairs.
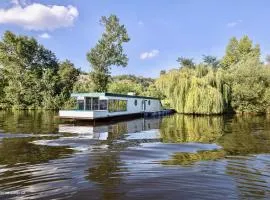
top-left (224, 56), bottom-right (270, 113)
top-left (112, 74), bottom-right (154, 88)
top-left (87, 14), bottom-right (130, 92)
top-left (108, 80), bottom-right (143, 95)
top-left (156, 66), bottom-right (230, 114)
top-left (221, 36), bottom-right (260, 69)
top-left (177, 57), bottom-right (195, 68)
top-left (0, 31), bottom-right (59, 109)
top-left (58, 60), bottom-right (80, 100)
top-left (0, 31), bottom-right (79, 110)
top-left (202, 55), bottom-right (219, 68)
top-left (160, 70), bottom-right (166, 76)
top-left (73, 74), bottom-right (95, 93)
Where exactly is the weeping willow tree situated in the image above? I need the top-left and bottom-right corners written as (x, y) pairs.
top-left (156, 65), bottom-right (231, 114)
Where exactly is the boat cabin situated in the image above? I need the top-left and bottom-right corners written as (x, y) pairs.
top-left (59, 92), bottom-right (163, 120)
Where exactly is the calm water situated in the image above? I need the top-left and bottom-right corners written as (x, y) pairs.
top-left (0, 111), bottom-right (269, 200)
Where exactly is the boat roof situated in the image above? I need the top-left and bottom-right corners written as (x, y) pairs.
top-left (71, 92), bottom-right (160, 100)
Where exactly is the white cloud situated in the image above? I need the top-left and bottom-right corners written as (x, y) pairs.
top-left (227, 19), bottom-right (243, 28)
top-left (38, 32), bottom-right (51, 39)
top-left (140, 49), bottom-right (159, 60)
top-left (0, 2), bottom-right (79, 31)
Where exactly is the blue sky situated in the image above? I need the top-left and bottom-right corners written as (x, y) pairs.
top-left (0, 0), bottom-right (269, 77)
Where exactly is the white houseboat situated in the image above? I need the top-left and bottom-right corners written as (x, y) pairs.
top-left (59, 92), bottom-right (165, 120)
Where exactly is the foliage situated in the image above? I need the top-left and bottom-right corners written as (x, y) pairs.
top-left (156, 65), bottom-right (230, 114)
top-left (202, 55), bottom-right (219, 68)
top-left (58, 60), bottom-right (80, 100)
top-left (112, 74), bottom-right (154, 88)
top-left (160, 114), bottom-right (224, 143)
top-left (223, 56), bottom-right (270, 113)
top-left (155, 35), bottom-right (269, 114)
top-left (108, 80), bottom-right (143, 95)
top-left (221, 36), bottom-right (260, 69)
top-left (73, 74), bottom-right (95, 93)
top-left (87, 14), bottom-right (130, 92)
top-left (160, 70), bottom-right (166, 76)
top-left (177, 57), bottom-right (195, 68)
top-left (0, 31), bottom-right (79, 110)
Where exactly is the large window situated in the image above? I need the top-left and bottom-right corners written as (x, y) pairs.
top-left (99, 100), bottom-right (108, 110)
top-left (108, 99), bottom-right (127, 112)
top-left (92, 98), bottom-right (99, 110)
top-left (77, 98), bottom-right (107, 111)
top-left (78, 100), bottom-right (84, 110)
top-left (85, 97), bottom-right (92, 110)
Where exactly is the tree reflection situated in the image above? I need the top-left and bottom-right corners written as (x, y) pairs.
top-left (162, 149), bottom-right (226, 166)
top-left (0, 110), bottom-right (59, 134)
top-left (218, 115), bottom-right (270, 155)
top-left (86, 152), bottom-right (126, 200)
top-left (160, 114), bottom-right (224, 143)
top-left (0, 137), bottom-right (73, 165)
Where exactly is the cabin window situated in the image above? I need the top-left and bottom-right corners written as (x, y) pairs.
top-left (134, 99), bottom-right (137, 106)
top-left (92, 98), bottom-right (99, 110)
top-left (108, 99), bottom-right (127, 112)
top-left (85, 97), bottom-right (92, 110)
top-left (148, 100), bottom-right (151, 105)
top-left (77, 100), bottom-right (84, 110)
top-left (99, 100), bottom-right (107, 110)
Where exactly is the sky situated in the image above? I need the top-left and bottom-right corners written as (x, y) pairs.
top-left (0, 0), bottom-right (270, 77)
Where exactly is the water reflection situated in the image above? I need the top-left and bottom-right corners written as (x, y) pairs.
top-left (0, 111), bottom-right (269, 199)
top-left (0, 111), bottom-right (59, 134)
top-left (160, 115), bottom-right (224, 143)
top-left (218, 115), bottom-right (270, 155)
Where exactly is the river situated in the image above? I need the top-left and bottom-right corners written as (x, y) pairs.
top-left (0, 111), bottom-right (269, 199)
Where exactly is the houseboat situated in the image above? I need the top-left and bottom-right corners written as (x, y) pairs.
top-left (59, 92), bottom-right (168, 120)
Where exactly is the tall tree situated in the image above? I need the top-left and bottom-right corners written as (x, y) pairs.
top-left (0, 31), bottom-right (59, 109)
top-left (87, 15), bottom-right (130, 92)
top-left (58, 60), bottom-right (80, 100)
top-left (177, 57), bottom-right (195, 68)
top-left (221, 36), bottom-right (260, 69)
top-left (202, 55), bottom-right (219, 68)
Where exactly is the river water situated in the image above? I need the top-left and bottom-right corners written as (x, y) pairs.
top-left (0, 111), bottom-right (269, 199)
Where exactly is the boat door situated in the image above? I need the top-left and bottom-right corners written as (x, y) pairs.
top-left (141, 99), bottom-right (146, 111)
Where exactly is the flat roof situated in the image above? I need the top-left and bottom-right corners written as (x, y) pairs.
top-left (71, 92), bottom-right (160, 100)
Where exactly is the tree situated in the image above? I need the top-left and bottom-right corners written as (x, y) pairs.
top-left (177, 57), bottom-right (195, 68)
top-left (156, 66), bottom-right (230, 114)
top-left (0, 31), bottom-right (59, 109)
top-left (160, 70), bottom-right (166, 76)
top-left (73, 74), bottom-right (95, 93)
top-left (112, 74), bottom-right (154, 88)
top-left (87, 15), bottom-right (130, 92)
top-left (0, 31), bottom-right (80, 110)
top-left (221, 36), bottom-right (260, 69)
top-left (58, 60), bottom-right (80, 100)
top-left (108, 80), bottom-right (143, 95)
top-left (202, 55), bottom-right (219, 68)
top-left (223, 56), bottom-right (270, 113)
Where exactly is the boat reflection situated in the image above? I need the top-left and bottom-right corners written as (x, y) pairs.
top-left (58, 117), bottom-right (162, 142)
